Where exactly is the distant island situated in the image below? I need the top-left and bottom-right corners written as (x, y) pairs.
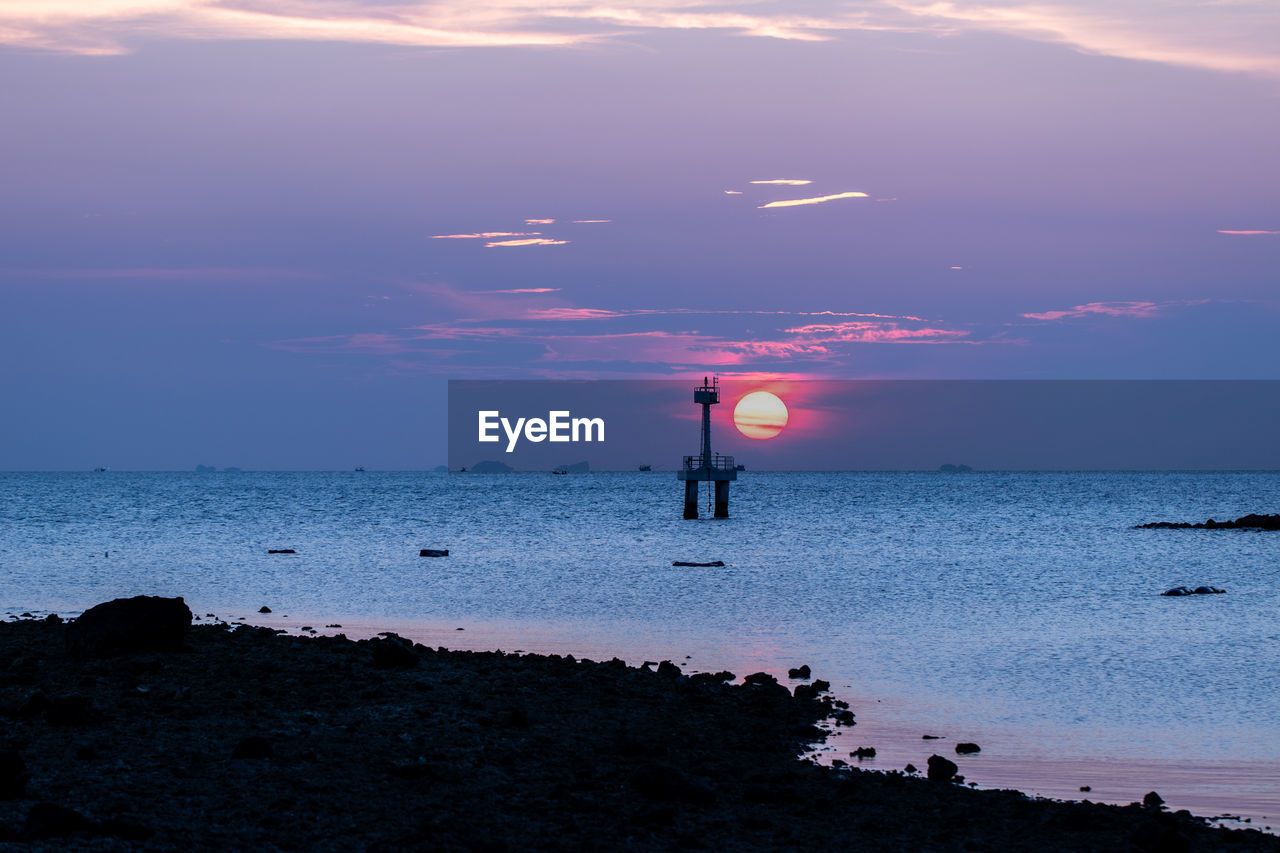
top-left (194, 465), bottom-right (242, 473)
top-left (469, 460), bottom-right (514, 474)
top-left (939, 464), bottom-right (973, 473)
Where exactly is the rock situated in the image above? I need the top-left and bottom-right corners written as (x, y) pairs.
top-left (812, 679), bottom-right (830, 692)
top-left (955, 742), bottom-right (981, 754)
top-left (368, 634), bottom-right (418, 669)
top-left (44, 613), bottom-right (62, 625)
top-left (793, 684), bottom-right (819, 702)
top-left (231, 736), bottom-right (273, 760)
top-left (22, 802), bottom-right (99, 839)
top-left (0, 750), bottom-right (27, 799)
top-left (1080, 785), bottom-right (1092, 792)
top-left (45, 694), bottom-right (97, 726)
top-left (1161, 587), bottom-right (1192, 597)
top-left (629, 762), bottom-right (714, 804)
top-left (1137, 514), bottom-right (1280, 530)
top-left (258, 606), bottom-right (272, 613)
top-left (743, 672), bottom-right (777, 687)
top-left (267, 549), bottom-right (296, 554)
top-left (672, 560), bottom-right (724, 567)
top-left (1144, 791), bottom-right (1165, 809)
top-left (419, 549), bottom-right (449, 557)
top-left (788, 665), bottom-right (811, 680)
top-left (65, 596), bottom-right (192, 657)
top-left (851, 747), bottom-right (876, 759)
top-left (922, 734), bottom-right (942, 739)
top-left (656, 660), bottom-right (682, 678)
top-left (904, 763), bottom-right (918, 774)
top-left (831, 709), bottom-right (855, 726)
top-left (1192, 586), bottom-right (1225, 595)
top-left (927, 754), bottom-right (958, 782)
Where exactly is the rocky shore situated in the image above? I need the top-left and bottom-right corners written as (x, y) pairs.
top-left (2, 599), bottom-right (1278, 851)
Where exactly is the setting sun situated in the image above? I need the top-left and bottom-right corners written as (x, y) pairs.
top-left (733, 391), bottom-right (789, 439)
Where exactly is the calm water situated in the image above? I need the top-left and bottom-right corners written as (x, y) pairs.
top-left (3, 471), bottom-right (1278, 822)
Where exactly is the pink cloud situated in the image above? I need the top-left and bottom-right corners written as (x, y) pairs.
top-left (1217, 229), bottom-right (1280, 235)
top-left (431, 231), bottom-right (539, 239)
top-left (477, 287), bottom-right (562, 294)
top-left (484, 237), bottom-right (569, 247)
top-left (1021, 301), bottom-right (1160, 321)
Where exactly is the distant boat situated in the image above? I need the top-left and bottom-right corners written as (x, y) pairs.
top-left (735, 464), bottom-right (746, 471)
top-left (354, 466), bottom-right (366, 472)
top-left (638, 464), bottom-right (652, 472)
top-left (552, 468), bottom-right (568, 475)
top-left (92, 466), bottom-right (109, 473)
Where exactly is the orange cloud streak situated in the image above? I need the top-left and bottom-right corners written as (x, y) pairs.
top-left (758, 191), bottom-right (869, 209)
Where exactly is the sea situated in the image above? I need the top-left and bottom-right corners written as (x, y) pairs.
top-left (2, 470), bottom-right (1277, 827)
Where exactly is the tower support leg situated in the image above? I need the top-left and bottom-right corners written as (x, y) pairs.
top-left (683, 480), bottom-right (700, 519)
top-left (714, 480), bottom-right (730, 518)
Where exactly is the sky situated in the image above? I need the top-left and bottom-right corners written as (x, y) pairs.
top-left (1, 0), bottom-right (1277, 469)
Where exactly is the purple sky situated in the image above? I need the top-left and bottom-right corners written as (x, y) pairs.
top-left (1, 2), bottom-right (1277, 469)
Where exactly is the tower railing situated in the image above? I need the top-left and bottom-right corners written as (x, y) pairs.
top-left (682, 454), bottom-right (735, 471)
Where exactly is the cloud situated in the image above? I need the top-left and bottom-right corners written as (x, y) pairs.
top-left (525, 218), bottom-right (556, 225)
top-left (4, 1), bottom-right (1278, 78)
top-left (1021, 301), bottom-right (1160, 321)
top-left (1217, 230), bottom-right (1280, 236)
top-left (484, 237), bottom-right (569, 247)
top-left (572, 219), bottom-right (612, 224)
top-left (750, 179), bottom-right (813, 186)
top-left (723, 190), bottom-right (743, 195)
top-left (477, 287), bottom-right (562, 294)
top-left (758, 191), bottom-right (869, 209)
top-left (431, 232), bottom-right (540, 239)
top-left (783, 321), bottom-right (970, 343)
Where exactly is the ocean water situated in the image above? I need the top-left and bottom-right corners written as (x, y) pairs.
top-left (3, 471), bottom-right (1278, 821)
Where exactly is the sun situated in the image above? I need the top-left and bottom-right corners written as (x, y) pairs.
top-left (733, 391), bottom-right (789, 440)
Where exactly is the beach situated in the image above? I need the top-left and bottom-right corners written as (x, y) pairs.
top-left (1, 601), bottom-right (1277, 851)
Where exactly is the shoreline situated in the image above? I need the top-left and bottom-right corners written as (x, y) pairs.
top-left (228, 610), bottom-right (1280, 831)
top-left (5, 601), bottom-right (1275, 848)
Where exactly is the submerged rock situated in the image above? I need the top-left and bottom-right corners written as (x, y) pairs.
top-left (419, 549), bottom-right (449, 557)
top-left (267, 549), bottom-right (296, 554)
top-left (788, 665), bottom-right (811, 680)
top-left (851, 747), bottom-right (876, 759)
top-left (65, 596), bottom-right (192, 657)
top-left (1161, 586), bottom-right (1225, 596)
top-left (955, 742), bottom-right (981, 755)
top-left (672, 560), bottom-right (724, 567)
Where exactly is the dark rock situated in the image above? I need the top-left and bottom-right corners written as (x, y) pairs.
top-left (231, 736), bottom-right (273, 760)
top-left (927, 754), bottom-right (958, 782)
top-left (0, 750), bottom-right (27, 799)
top-left (793, 684), bottom-right (819, 702)
top-left (65, 596), bottom-right (192, 657)
top-left (922, 734), bottom-right (942, 739)
top-left (1137, 514), bottom-right (1280, 530)
top-left (368, 634), bottom-right (418, 669)
top-left (788, 665), bottom-right (811, 680)
top-left (1192, 586), bottom-right (1225, 595)
top-left (267, 549), bottom-right (296, 554)
top-left (45, 694), bottom-right (97, 726)
top-left (419, 549), bottom-right (449, 557)
top-left (656, 660), bottom-right (682, 678)
top-left (1080, 785), bottom-right (1092, 792)
top-left (1144, 791), bottom-right (1165, 809)
top-left (689, 671), bottom-right (735, 685)
top-left (630, 762), bottom-right (714, 804)
top-left (44, 613), bottom-right (62, 625)
top-left (1161, 587), bottom-right (1192, 597)
top-left (851, 746), bottom-right (876, 759)
top-left (22, 802), bottom-right (99, 839)
top-left (955, 742), bottom-right (981, 754)
top-left (743, 672), bottom-right (778, 687)
top-left (831, 709), bottom-right (856, 726)
top-left (812, 679), bottom-right (830, 692)
top-left (672, 560), bottom-right (724, 567)
top-left (258, 606), bottom-right (272, 613)
top-left (904, 763), bottom-right (918, 774)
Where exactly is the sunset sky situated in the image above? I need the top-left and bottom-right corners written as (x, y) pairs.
top-left (1, 1), bottom-right (1277, 468)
